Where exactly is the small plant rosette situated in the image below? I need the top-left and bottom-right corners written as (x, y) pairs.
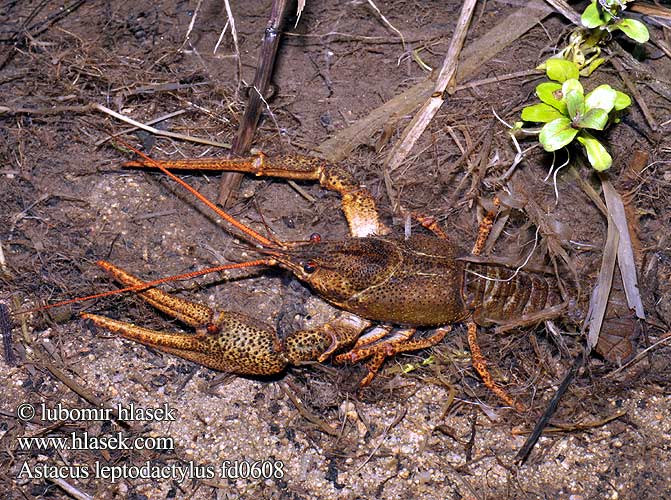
top-left (519, 60), bottom-right (631, 171)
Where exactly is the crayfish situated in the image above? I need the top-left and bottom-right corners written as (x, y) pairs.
top-left (75, 151), bottom-right (567, 411)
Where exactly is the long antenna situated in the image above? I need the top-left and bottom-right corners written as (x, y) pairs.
top-left (117, 140), bottom-right (277, 248)
top-left (12, 140), bottom-right (282, 318)
top-left (12, 259), bottom-right (274, 317)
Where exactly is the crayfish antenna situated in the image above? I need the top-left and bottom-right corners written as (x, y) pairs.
top-left (10, 260), bottom-right (275, 319)
top-left (115, 139), bottom-right (280, 250)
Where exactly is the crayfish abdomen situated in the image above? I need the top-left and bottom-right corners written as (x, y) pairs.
top-left (463, 263), bottom-right (561, 326)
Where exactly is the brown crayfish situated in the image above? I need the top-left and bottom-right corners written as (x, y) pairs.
top-left (76, 151), bottom-right (567, 411)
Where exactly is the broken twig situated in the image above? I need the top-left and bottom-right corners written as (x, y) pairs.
top-left (217, 0), bottom-right (291, 206)
top-left (383, 0), bottom-right (477, 208)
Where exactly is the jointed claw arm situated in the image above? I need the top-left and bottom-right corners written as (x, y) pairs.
top-left (124, 153), bottom-right (390, 238)
top-left (82, 261), bottom-right (371, 376)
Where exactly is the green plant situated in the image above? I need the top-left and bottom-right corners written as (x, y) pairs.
top-left (541, 0), bottom-right (649, 77)
top-left (581, 0), bottom-right (649, 44)
top-left (518, 59), bottom-right (631, 171)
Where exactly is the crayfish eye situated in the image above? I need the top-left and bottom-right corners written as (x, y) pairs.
top-left (309, 232), bottom-right (321, 243)
top-left (303, 260), bottom-right (318, 274)
top-left (206, 323), bottom-right (221, 335)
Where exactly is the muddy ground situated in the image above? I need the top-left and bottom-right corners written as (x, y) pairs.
top-left (1, 0), bottom-right (670, 498)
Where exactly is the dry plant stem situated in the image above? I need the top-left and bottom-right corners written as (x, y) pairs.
top-left (454, 69), bottom-right (541, 92)
top-left (353, 407), bottom-right (407, 474)
top-left (540, 410), bottom-right (627, 431)
top-left (586, 212), bottom-right (619, 350)
top-left (619, 151), bottom-right (648, 268)
top-left (0, 240), bottom-right (9, 277)
top-left (12, 296), bottom-right (29, 348)
top-left (18, 316), bottom-right (125, 424)
top-left (650, 38), bottom-right (671, 60)
top-left (383, 0), bottom-right (477, 208)
top-left (280, 381), bottom-right (339, 436)
top-left (222, 0), bottom-right (243, 88)
top-left (567, 166), bottom-right (607, 215)
top-left (542, 0), bottom-right (581, 25)
top-left (0, 302), bottom-right (14, 366)
top-left (446, 130), bottom-right (493, 209)
top-left (513, 172), bottom-right (578, 282)
top-left (611, 57), bottom-right (659, 131)
top-left (609, 43), bottom-right (671, 87)
top-left (365, 0), bottom-right (406, 49)
top-left (284, 32), bottom-right (440, 45)
top-left (94, 109), bottom-right (188, 146)
top-left (0, 104), bottom-right (226, 147)
top-left (493, 303), bottom-right (567, 334)
top-left (181, 0), bottom-right (203, 48)
top-left (39, 356), bottom-right (108, 410)
top-left (0, 104), bottom-right (96, 116)
top-left (600, 175), bottom-right (645, 319)
top-left (218, 0), bottom-right (291, 207)
top-left (467, 127), bottom-right (494, 198)
top-left (606, 331), bottom-right (671, 377)
top-left (94, 104), bottom-right (230, 148)
top-left (296, 0), bottom-right (306, 25)
top-left (442, 131), bottom-right (487, 199)
top-left (630, 1), bottom-right (671, 20)
top-left (317, 0), bottom-right (553, 162)
top-left (515, 350), bottom-right (585, 464)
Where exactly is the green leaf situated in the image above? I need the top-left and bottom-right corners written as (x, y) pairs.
top-left (562, 78), bottom-right (583, 97)
top-left (521, 103), bottom-right (565, 123)
top-left (577, 133), bottom-right (612, 170)
top-left (536, 82), bottom-right (567, 113)
top-left (577, 108), bottom-right (609, 130)
top-left (539, 117), bottom-right (579, 151)
top-left (565, 90), bottom-right (585, 120)
top-left (613, 90), bottom-right (631, 110)
top-left (546, 59), bottom-right (580, 83)
top-left (585, 85), bottom-right (617, 113)
top-left (615, 19), bottom-right (650, 43)
top-left (581, 1), bottom-right (603, 28)
top-left (580, 57), bottom-right (606, 77)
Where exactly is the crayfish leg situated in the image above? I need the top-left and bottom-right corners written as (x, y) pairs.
top-left (335, 326), bottom-right (451, 387)
top-left (347, 325), bottom-right (394, 351)
top-left (467, 321), bottom-right (525, 411)
top-left (412, 213), bottom-right (450, 239)
top-left (471, 196), bottom-right (501, 256)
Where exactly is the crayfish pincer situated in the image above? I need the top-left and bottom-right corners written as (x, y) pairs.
top-left (82, 152), bottom-right (564, 411)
